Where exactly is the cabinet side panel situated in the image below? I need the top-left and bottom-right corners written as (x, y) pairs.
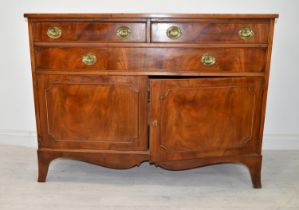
top-left (27, 20), bottom-right (42, 146)
top-left (257, 19), bottom-right (276, 153)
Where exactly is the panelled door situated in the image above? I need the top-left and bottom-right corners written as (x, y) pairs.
top-left (36, 75), bottom-right (148, 151)
top-left (150, 77), bottom-right (264, 162)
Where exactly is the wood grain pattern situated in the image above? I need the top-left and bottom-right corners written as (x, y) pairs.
top-left (27, 20), bottom-right (43, 148)
top-left (34, 42), bottom-right (269, 48)
top-left (36, 75), bottom-right (148, 151)
top-left (25, 13), bottom-right (278, 187)
top-left (152, 22), bottom-right (269, 43)
top-left (154, 154), bottom-right (262, 188)
top-left (35, 47), bottom-right (266, 72)
top-left (150, 77), bottom-right (263, 162)
top-left (24, 13), bottom-right (279, 19)
top-left (257, 19), bottom-right (276, 154)
top-left (36, 70), bottom-right (265, 77)
top-left (37, 149), bottom-right (149, 182)
top-left (33, 22), bottom-right (146, 42)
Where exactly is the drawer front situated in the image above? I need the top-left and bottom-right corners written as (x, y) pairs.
top-left (33, 22), bottom-right (146, 42)
top-left (36, 47), bottom-right (266, 72)
top-left (151, 22), bottom-right (269, 43)
top-left (35, 47), bottom-right (146, 71)
top-left (144, 48), bottom-right (266, 72)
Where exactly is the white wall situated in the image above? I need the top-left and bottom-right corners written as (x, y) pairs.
top-left (0, 0), bottom-right (298, 149)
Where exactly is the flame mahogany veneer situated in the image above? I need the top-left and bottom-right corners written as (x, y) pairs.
top-left (24, 13), bottom-right (278, 188)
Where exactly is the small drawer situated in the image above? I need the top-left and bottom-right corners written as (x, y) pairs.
top-left (151, 22), bottom-right (269, 43)
top-left (33, 22), bottom-right (146, 42)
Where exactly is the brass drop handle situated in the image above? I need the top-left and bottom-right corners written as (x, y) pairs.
top-left (116, 26), bottom-right (131, 39)
top-left (47, 26), bottom-right (62, 39)
top-left (82, 53), bottom-right (97, 66)
top-left (239, 27), bottom-right (255, 40)
top-left (201, 55), bottom-right (216, 67)
top-left (166, 26), bottom-right (182, 39)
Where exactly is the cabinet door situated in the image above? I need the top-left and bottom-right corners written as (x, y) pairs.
top-left (37, 75), bottom-right (148, 151)
top-left (150, 77), bottom-right (263, 162)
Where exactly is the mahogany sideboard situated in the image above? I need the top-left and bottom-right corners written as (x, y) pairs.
top-left (24, 13), bottom-right (278, 188)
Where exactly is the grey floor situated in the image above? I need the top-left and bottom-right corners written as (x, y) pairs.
top-left (0, 145), bottom-right (298, 210)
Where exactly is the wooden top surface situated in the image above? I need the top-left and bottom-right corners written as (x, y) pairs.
top-left (24, 13), bottom-right (279, 19)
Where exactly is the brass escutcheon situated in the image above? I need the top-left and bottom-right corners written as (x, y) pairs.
top-left (152, 120), bottom-right (158, 127)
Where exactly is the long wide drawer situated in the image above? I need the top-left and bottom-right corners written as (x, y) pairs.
top-left (35, 47), bottom-right (266, 72)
